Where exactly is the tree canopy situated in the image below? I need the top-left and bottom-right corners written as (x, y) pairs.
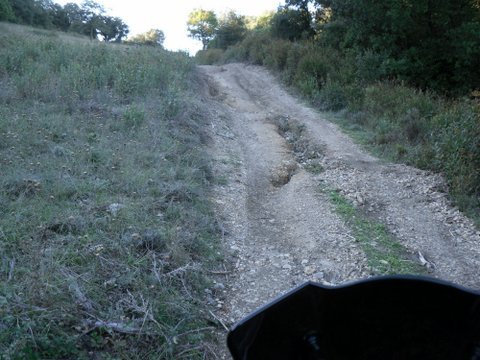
top-left (2, 0), bottom-right (130, 42)
top-left (208, 11), bottom-right (247, 49)
top-left (270, 6), bottom-right (314, 40)
top-left (315, 0), bottom-right (480, 92)
top-left (187, 9), bottom-right (218, 50)
top-left (127, 29), bottom-right (165, 47)
top-left (0, 0), bottom-right (15, 21)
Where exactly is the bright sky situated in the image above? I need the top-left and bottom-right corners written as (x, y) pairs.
top-left (55, 0), bottom-right (283, 54)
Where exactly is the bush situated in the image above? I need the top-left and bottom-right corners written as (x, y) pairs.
top-left (241, 31), bottom-right (271, 64)
top-left (264, 39), bottom-right (292, 71)
top-left (317, 80), bottom-right (348, 111)
top-left (355, 50), bottom-right (388, 85)
top-left (294, 50), bottom-right (328, 92)
top-left (429, 103), bottom-right (480, 204)
top-left (195, 48), bottom-right (224, 64)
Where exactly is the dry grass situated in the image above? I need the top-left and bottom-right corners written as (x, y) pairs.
top-left (0, 23), bottom-right (221, 359)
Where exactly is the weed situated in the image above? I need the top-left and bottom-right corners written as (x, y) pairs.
top-left (328, 190), bottom-right (425, 275)
top-left (122, 105), bottom-right (145, 129)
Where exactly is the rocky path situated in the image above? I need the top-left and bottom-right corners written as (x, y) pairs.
top-left (197, 63), bottom-right (480, 358)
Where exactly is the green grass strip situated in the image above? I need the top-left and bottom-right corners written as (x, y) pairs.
top-left (328, 190), bottom-right (425, 275)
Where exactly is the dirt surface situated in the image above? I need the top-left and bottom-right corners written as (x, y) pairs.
top-left (197, 63), bottom-right (480, 358)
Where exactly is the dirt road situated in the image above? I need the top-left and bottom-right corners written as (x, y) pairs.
top-left (197, 64), bottom-right (480, 358)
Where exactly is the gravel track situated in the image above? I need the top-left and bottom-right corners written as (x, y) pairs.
top-left (197, 63), bottom-right (480, 358)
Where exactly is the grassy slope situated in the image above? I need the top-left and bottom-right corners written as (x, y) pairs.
top-left (0, 23), bottom-right (220, 359)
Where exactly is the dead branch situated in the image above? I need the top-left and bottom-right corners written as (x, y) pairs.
top-left (208, 310), bottom-right (229, 331)
top-left (61, 268), bottom-right (94, 312)
top-left (207, 269), bottom-right (232, 275)
top-left (83, 319), bottom-right (143, 335)
top-left (7, 258), bottom-right (15, 282)
top-left (174, 326), bottom-right (215, 339)
top-left (152, 253), bottom-right (164, 283)
top-left (176, 345), bottom-right (205, 358)
top-left (164, 264), bottom-right (198, 277)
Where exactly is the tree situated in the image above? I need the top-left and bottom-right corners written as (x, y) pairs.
top-left (246, 11), bottom-right (275, 31)
top-left (50, 3), bottom-right (70, 31)
top-left (80, 0), bottom-right (106, 39)
top-left (270, 6), bottom-right (314, 40)
top-left (316, 0), bottom-right (480, 93)
top-left (187, 9), bottom-right (218, 49)
top-left (8, 0), bottom-right (56, 28)
top-left (285, 0), bottom-right (311, 12)
top-left (127, 29), bottom-right (165, 46)
top-left (64, 2), bottom-right (85, 28)
top-left (0, 0), bottom-right (15, 21)
top-left (209, 11), bottom-right (247, 49)
top-left (98, 16), bottom-right (129, 42)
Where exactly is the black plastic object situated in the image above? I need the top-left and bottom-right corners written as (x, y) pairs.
top-left (227, 276), bottom-right (480, 360)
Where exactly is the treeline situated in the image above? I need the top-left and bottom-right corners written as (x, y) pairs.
top-left (0, 0), bottom-right (129, 41)
top-left (196, 0), bottom-right (480, 222)
top-left (195, 0), bottom-right (480, 94)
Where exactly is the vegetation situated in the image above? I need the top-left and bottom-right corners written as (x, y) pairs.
top-left (1, 0), bottom-right (129, 41)
top-left (314, 0), bottom-right (480, 94)
top-left (208, 11), bottom-right (247, 50)
top-left (187, 9), bottom-right (218, 50)
top-left (0, 23), bottom-right (221, 359)
top-left (126, 28), bottom-right (165, 47)
top-left (328, 191), bottom-right (426, 275)
top-left (194, 0), bottom-right (480, 225)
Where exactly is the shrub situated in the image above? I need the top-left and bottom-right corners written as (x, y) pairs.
top-left (195, 48), bottom-right (224, 64)
top-left (264, 39), bottom-right (292, 71)
top-left (429, 103), bottom-right (480, 204)
top-left (316, 80), bottom-right (348, 111)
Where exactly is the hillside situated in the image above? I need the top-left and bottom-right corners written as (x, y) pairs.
top-left (0, 23), bottom-right (220, 359)
top-left (1, 17), bottom-right (480, 359)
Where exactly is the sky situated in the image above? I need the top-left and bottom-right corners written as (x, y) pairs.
top-left (54, 0), bottom-right (283, 54)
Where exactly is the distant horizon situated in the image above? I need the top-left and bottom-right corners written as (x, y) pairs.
top-left (54, 0), bottom-right (282, 54)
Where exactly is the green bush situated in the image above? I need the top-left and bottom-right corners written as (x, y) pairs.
top-left (282, 42), bottom-right (308, 84)
top-left (347, 82), bottom-right (479, 219)
top-left (355, 50), bottom-right (388, 85)
top-left (429, 103), bottom-right (480, 206)
top-left (264, 39), bottom-right (292, 71)
top-left (317, 80), bottom-right (348, 111)
top-left (195, 48), bottom-right (224, 64)
top-left (294, 50), bottom-right (329, 94)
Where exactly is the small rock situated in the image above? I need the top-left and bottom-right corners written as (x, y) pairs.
top-left (304, 266), bottom-right (316, 275)
top-left (107, 203), bottom-right (124, 216)
top-left (214, 283), bottom-right (225, 290)
top-left (355, 194), bottom-right (365, 205)
top-left (301, 259), bottom-right (309, 265)
top-left (282, 264), bottom-right (292, 270)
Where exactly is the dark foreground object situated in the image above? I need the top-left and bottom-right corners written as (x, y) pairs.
top-left (227, 276), bottom-right (480, 360)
